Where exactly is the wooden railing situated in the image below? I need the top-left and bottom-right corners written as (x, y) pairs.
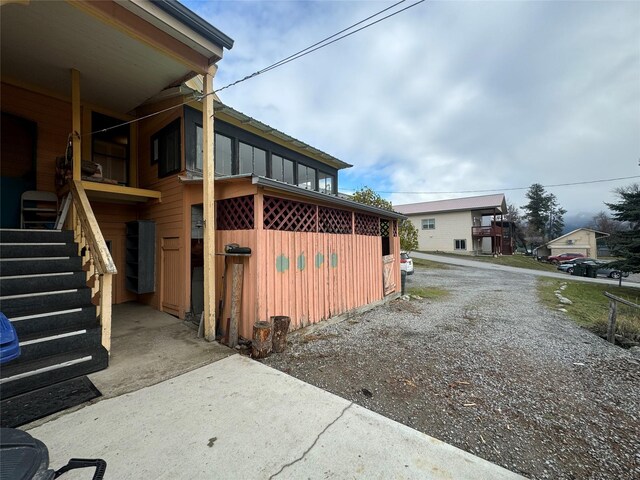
top-left (68, 180), bottom-right (117, 353)
top-left (471, 226), bottom-right (503, 237)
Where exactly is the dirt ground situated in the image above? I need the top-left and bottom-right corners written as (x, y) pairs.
top-left (262, 264), bottom-right (640, 480)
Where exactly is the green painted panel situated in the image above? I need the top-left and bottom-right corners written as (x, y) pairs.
top-left (330, 253), bottom-right (338, 268)
top-left (315, 253), bottom-right (324, 268)
top-left (276, 254), bottom-right (289, 272)
top-left (297, 253), bottom-right (306, 271)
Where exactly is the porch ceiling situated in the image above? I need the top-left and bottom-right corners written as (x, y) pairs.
top-left (1, 1), bottom-right (200, 113)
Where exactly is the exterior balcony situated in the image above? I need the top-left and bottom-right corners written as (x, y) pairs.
top-left (472, 226), bottom-right (503, 237)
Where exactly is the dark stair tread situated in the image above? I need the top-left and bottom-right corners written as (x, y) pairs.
top-left (0, 271), bottom-right (88, 295)
top-left (0, 257), bottom-right (83, 275)
top-left (11, 306), bottom-right (97, 337)
top-left (0, 243), bottom-right (78, 258)
top-left (0, 287), bottom-right (92, 318)
top-left (0, 229), bottom-right (74, 243)
top-left (19, 324), bottom-right (100, 344)
top-left (1, 346), bottom-right (107, 379)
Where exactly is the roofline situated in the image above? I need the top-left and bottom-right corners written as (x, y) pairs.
top-left (399, 205), bottom-right (505, 215)
top-left (395, 194), bottom-right (506, 215)
top-left (543, 228), bottom-right (610, 246)
top-left (214, 101), bottom-right (352, 170)
top-left (152, 0), bottom-right (234, 50)
top-left (252, 176), bottom-right (406, 219)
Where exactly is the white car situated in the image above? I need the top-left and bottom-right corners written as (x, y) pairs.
top-left (400, 252), bottom-right (414, 275)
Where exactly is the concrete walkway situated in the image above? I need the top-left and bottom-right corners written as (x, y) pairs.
top-left (412, 252), bottom-right (640, 288)
top-left (28, 355), bottom-right (524, 479)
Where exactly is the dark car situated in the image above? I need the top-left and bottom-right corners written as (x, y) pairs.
top-left (556, 258), bottom-right (599, 274)
top-left (597, 263), bottom-right (630, 279)
top-left (547, 253), bottom-right (585, 265)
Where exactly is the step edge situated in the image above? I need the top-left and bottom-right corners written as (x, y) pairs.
top-left (20, 329), bottom-right (89, 346)
top-left (0, 356), bottom-right (93, 384)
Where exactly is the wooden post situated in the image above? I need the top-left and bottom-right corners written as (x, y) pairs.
top-left (71, 69), bottom-right (82, 181)
top-left (202, 63), bottom-right (218, 342)
top-left (271, 316), bottom-right (291, 353)
top-left (100, 274), bottom-right (113, 353)
top-left (606, 300), bottom-right (617, 344)
top-left (229, 262), bottom-right (244, 348)
top-left (252, 321), bottom-right (272, 359)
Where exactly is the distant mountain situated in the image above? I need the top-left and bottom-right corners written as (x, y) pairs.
top-left (563, 212), bottom-right (596, 234)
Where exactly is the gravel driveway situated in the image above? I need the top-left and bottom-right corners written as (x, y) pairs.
top-left (262, 264), bottom-right (640, 480)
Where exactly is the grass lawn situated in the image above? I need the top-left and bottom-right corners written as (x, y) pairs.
top-left (420, 251), bottom-right (558, 273)
top-left (537, 278), bottom-right (640, 342)
top-left (411, 258), bottom-right (451, 269)
top-left (406, 285), bottom-right (450, 300)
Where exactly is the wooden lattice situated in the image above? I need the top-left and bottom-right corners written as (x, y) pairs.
top-left (217, 195), bottom-right (255, 230)
top-left (354, 213), bottom-right (379, 236)
top-left (318, 207), bottom-right (352, 234)
top-left (380, 220), bottom-right (390, 237)
top-left (264, 196), bottom-right (317, 232)
top-left (393, 220), bottom-right (398, 237)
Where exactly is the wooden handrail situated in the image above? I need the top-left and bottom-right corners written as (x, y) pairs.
top-left (70, 180), bottom-right (117, 274)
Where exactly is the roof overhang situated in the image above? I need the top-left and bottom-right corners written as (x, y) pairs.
top-left (180, 174), bottom-right (406, 220)
top-left (1, 0), bottom-right (232, 113)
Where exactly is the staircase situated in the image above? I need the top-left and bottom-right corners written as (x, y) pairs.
top-left (0, 228), bottom-right (108, 411)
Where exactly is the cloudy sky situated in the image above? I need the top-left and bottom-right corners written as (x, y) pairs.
top-left (184, 0), bottom-right (639, 220)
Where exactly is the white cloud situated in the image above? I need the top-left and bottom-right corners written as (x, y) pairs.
top-left (186, 0), bottom-right (640, 216)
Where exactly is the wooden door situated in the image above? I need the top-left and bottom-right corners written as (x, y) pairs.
top-left (161, 237), bottom-right (181, 316)
top-left (382, 254), bottom-right (396, 296)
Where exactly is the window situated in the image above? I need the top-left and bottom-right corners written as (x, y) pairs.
top-left (454, 239), bottom-right (467, 250)
top-left (318, 172), bottom-right (335, 194)
top-left (92, 112), bottom-right (130, 185)
top-left (152, 118), bottom-right (181, 178)
top-left (215, 133), bottom-right (233, 176)
top-left (239, 142), bottom-right (267, 176)
top-left (271, 154), bottom-right (295, 184)
top-left (421, 218), bottom-right (435, 230)
top-left (297, 164), bottom-right (316, 190)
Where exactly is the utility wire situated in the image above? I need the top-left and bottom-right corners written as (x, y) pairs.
top-left (340, 175), bottom-right (640, 194)
top-left (84, 0), bottom-right (424, 137)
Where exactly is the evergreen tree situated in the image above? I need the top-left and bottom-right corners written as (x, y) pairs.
top-left (351, 186), bottom-right (419, 252)
top-left (547, 194), bottom-right (566, 240)
top-left (605, 184), bottom-right (640, 275)
top-left (521, 184), bottom-right (567, 245)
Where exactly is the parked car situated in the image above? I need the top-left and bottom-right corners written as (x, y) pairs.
top-left (597, 263), bottom-right (630, 279)
top-left (547, 253), bottom-right (585, 264)
top-left (400, 252), bottom-right (414, 275)
top-left (557, 259), bottom-right (599, 274)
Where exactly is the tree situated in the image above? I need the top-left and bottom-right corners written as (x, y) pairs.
top-left (521, 184), bottom-right (566, 245)
top-left (591, 211), bottom-right (622, 236)
top-left (506, 203), bottom-right (527, 248)
top-left (351, 186), bottom-right (419, 252)
top-left (605, 183), bottom-right (640, 276)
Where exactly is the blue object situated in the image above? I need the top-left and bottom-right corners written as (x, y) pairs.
top-left (0, 312), bottom-right (20, 364)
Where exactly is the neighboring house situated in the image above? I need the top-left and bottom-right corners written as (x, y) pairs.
top-left (0, 0), bottom-right (403, 405)
top-left (395, 194), bottom-right (513, 255)
top-left (535, 228), bottom-right (609, 259)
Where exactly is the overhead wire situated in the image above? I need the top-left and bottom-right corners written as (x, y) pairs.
top-left (84, 0), bottom-right (425, 137)
top-left (339, 175), bottom-right (640, 195)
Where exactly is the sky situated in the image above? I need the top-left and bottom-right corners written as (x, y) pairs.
top-left (184, 0), bottom-right (640, 222)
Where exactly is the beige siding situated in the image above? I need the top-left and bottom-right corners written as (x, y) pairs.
top-left (409, 211), bottom-right (473, 253)
top-left (548, 230), bottom-right (598, 258)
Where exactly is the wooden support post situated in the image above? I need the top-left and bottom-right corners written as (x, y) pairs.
top-left (100, 274), bottom-right (113, 353)
top-left (606, 300), bottom-right (617, 344)
top-left (271, 316), bottom-right (291, 353)
top-left (229, 262), bottom-right (244, 348)
top-left (71, 69), bottom-right (82, 181)
top-left (202, 63), bottom-right (218, 342)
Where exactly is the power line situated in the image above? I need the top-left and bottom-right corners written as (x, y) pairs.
top-left (340, 175), bottom-right (640, 194)
top-left (85, 0), bottom-right (424, 137)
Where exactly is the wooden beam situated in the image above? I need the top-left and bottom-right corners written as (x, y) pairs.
top-left (100, 273), bottom-right (113, 353)
top-left (202, 64), bottom-right (217, 342)
top-left (71, 69), bottom-right (82, 180)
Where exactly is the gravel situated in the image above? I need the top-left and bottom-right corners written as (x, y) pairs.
top-left (262, 264), bottom-right (640, 480)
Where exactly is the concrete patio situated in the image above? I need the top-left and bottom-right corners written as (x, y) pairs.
top-left (28, 354), bottom-right (525, 479)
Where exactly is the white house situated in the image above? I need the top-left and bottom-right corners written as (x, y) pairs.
top-left (395, 194), bottom-right (512, 255)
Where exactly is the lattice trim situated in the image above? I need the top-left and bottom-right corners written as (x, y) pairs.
top-left (354, 213), bottom-right (379, 236)
top-left (264, 196), bottom-right (317, 232)
top-left (318, 207), bottom-right (352, 234)
top-left (217, 195), bottom-right (255, 230)
top-left (380, 220), bottom-right (390, 237)
top-left (392, 220), bottom-right (398, 237)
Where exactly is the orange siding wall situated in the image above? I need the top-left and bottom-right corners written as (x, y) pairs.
top-left (1, 82), bottom-right (70, 193)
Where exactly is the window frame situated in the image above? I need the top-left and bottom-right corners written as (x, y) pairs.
top-left (152, 118), bottom-right (182, 178)
top-left (421, 218), bottom-right (436, 230)
top-left (454, 239), bottom-right (467, 250)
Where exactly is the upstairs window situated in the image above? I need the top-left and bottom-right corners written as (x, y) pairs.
top-left (239, 142), bottom-right (267, 176)
top-left (92, 112), bottom-right (130, 185)
top-left (297, 164), bottom-right (316, 190)
top-left (152, 118), bottom-right (181, 178)
top-left (271, 154), bottom-right (295, 184)
top-left (215, 133), bottom-right (233, 176)
top-left (318, 172), bottom-right (335, 194)
top-left (422, 218), bottom-right (435, 230)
